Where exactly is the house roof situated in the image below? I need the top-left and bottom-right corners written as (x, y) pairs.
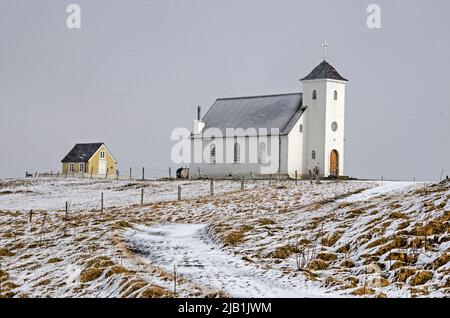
top-left (301, 60), bottom-right (348, 82)
top-left (199, 93), bottom-right (304, 137)
top-left (61, 143), bottom-right (105, 163)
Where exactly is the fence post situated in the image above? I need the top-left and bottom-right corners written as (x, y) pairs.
top-left (250, 171), bottom-right (253, 183)
top-left (50, 171), bottom-right (53, 177)
top-left (241, 176), bottom-right (245, 190)
top-left (169, 167), bottom-right (172, 180)
top-left (105, 168), bottom-right (108, 179)
top-left (90, 167), bottom-right (93, 179)
top-left (56, 171), bottom-right (59, 178)
top-left (65, 201), bottom-right (68, 221)
top-left (295, 170), bottom-right (298, 185)
top-left (141, 188), bottom-right (144, 205)
top-left (129, 167), bottom-right (132, 180)
top-left (178, 186), bottom-right (181, 201)
top-left (269, 174), bottom-right (272, 185)
top-left (29, 209), bottom-right (33, 223)
top-left (101, 193), bottom-right (104, 212)
top-left (142, 167), bottom-right (145, 181)
top-left (309, 170), bottom-right (313, 185)
top-left (117, 170), bottom-right (119, 181)
top-left (210, 179), bottom-right (214, 196)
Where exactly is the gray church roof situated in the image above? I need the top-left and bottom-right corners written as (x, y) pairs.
top-left (61, 143), bottom-right (104, 163)
top-left (301, 60), bottom-right (348, 81)
top-left (200, 93), bottom-right (304, 136)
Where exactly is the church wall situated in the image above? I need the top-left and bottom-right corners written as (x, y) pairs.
top-left (188, 135), bottom-right (283, 178)
top-left (302, 80), bottom-right (328, 176)
top-left (287, 116), bottom-right (304, 177)
top-left (324, 80), bottom-right (346, 176)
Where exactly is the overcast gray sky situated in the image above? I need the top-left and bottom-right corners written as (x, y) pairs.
top-left (0, 0), bottom-right (449, 181)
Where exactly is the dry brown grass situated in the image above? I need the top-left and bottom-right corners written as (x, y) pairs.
top-left (47, 258), bottom-right (63, 264)
top-left (321, 232), bottom-right (342, 247)
top-left (395, 267), bottom-right (417, 283)
top-left (389, 212), bottom-right (407, 219)
top-left (410, 220), bottom-right (447, 236)
top-left (317, 252), bottom-right (337, 262)
top-left (80, 268), bottom-right (105, 283)
top-left (367, 237), bottom-right (389, 249)
top-left (222, 225), bottom-right (253, 246)
top-left (270, 245), bottom-right (299, 259)
top-left (340, 259), bottom-right (355, 268)
top-left (307, 259), bottom-right (328, 270)
top-left (0, 248), bottom-right (14, 257)
top-left (351, 286), bottom-right (375, 296)
top-left (257, 218), bottom-right (276, 226)
top-left (431, 253), bottom-right (450, 269)
top-left (409, 271), bottom-right (433, 286)
top-left (139, 285), bottom-right (172, 298)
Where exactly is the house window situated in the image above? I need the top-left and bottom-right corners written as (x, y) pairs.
top-left (69, 163), bottom-right (74, 172)
top-left (334, 90), bottom-right (338, 100)
top-left (299, 124), bottom-right (303, 133)
top-left (233, 143), bottom-right (240, 163)
top-left (258, 142), bottom-right (266, 164)
top-left (100, 151), bottom-right (105, 159)
top-left (312, 90), bottom-right (317, 100)
top-left (312, 150), bottom-right (316, 160)
top-left (79, 163), bottom-right (85, 173)
top-left (210, 144), bottom-right (216, 164)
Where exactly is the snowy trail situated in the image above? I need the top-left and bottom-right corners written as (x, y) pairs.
top-left (338, 181), bottom-right (418, 203)
top-left (125, 224), bottom-right (331, 298)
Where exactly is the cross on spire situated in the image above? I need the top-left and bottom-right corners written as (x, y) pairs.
top-left (322, 39), bottom-right (328, 61)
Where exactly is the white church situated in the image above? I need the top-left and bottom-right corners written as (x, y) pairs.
top-left (188, 54), bottom-right (347, 179)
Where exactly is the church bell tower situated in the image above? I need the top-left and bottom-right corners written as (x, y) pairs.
top-left (300, 43), bottom-right (348, 177)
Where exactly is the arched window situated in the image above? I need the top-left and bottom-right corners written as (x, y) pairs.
top-left (233, 143), bottom-right (240, 163)
top-left (312, 150), bottom-right (316, 160)
top-left (334, 90), bottom-right (338, 100)
top-left (258, 142), bottom-right (266, 164)
top-left (210, 144), bottom-right (216, 164)
top-left (299, 124), bottom-right (303, 133)
top-left (312, 90), bottom-right (317, 100)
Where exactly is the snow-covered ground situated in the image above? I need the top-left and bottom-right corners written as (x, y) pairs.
top-left (338, 181), bottom-right (420, 203)
top-left (0, 178), bottom-right (254, 212)
top-left (0, 178), bottom-right (448, 298)
top-left (125, 224), bottom-right (331, 298)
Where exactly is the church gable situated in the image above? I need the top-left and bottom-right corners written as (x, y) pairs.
top-left (201, 93), bottom-right (304, 136)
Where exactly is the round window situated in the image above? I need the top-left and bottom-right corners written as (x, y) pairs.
top-left (331, 122), bottom-right (338, 132)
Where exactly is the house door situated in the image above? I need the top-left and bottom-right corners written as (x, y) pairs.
top-left (98, 160), bottom-right (107, 175)
top-left (330, 150), bottom-right (339, 176)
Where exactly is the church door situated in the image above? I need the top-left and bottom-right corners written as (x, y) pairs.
top-left (330, 150), bottom-right (339, 176)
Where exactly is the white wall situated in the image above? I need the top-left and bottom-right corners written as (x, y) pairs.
top-left (287, 116), bottom-right (304, 176)
top-left (324, 80), bottom-right (346, 176)
top-left (188, 135), bottom-right (283, 177)
top-left (301, 78), bottom-right (346, 177)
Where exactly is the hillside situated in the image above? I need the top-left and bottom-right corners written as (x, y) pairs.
top-left (0, 178), bottom-right (448, 298)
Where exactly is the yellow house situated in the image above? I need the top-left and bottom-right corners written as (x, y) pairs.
top-left (61, 143), bottom-right (117, 176)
